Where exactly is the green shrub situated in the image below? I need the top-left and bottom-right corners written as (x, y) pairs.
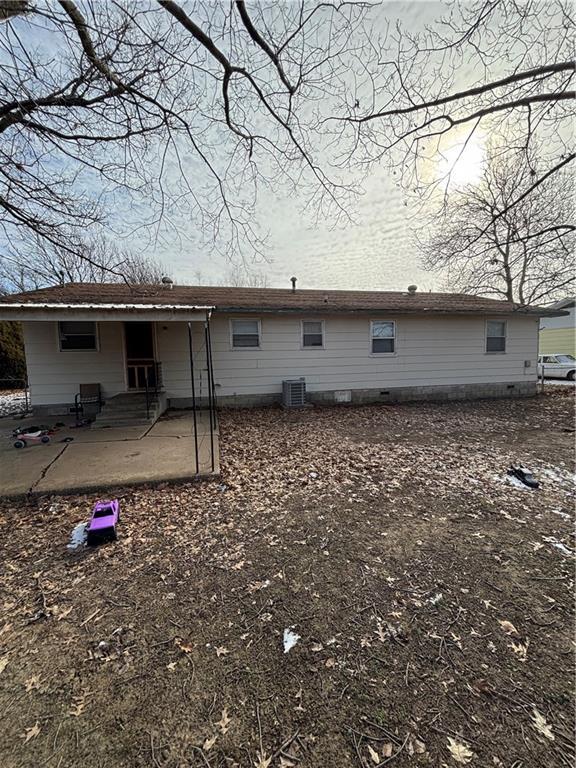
top-left (0, 321), bottom-right (26, 387)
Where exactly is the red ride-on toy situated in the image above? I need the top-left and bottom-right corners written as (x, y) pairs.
top-left (13, 428), bottom-right (52, 449)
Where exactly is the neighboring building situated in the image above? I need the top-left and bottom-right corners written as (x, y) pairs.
top-left (0, 283), bottom-right (565, 418)
top-left (539, 297), bottom-right (575, 356)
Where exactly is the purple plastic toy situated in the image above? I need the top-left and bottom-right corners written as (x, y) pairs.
top-left (86, 500), bottom-right (120, 545)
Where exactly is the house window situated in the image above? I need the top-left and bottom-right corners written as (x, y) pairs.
top-left (58, 321), bottom-right (98, 351)
top-left (371, 320), bottom-right (395, 353)
top-left (231, 319), bottom-right (260, 347)
top-left (486, 320), bottom-right (506, 353)
top-left (302, 320), bottom-right (323, 348)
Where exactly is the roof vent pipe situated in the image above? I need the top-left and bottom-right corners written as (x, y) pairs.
top-left (290, 276), bottom-right (297, 293)
top-left (407, 285), bottom-right (417, 295)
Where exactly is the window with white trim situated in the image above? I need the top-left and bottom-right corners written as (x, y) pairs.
top-left (231, 319), bottom-right (260, 347)
top-left (302, 320), bottom-right (323, 348)
top-left (371, 320), bottom-right (395, 353)
top-left (486, 320), bottom-right (506, 353)
top-left (58, 321), bottom-right (98, 351)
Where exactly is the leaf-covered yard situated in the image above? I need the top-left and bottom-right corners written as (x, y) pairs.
top-left (0, 391), bottom-right (574, 768)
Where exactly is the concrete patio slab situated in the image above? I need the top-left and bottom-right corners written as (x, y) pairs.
top-left (147, 410), bottom-right (216, 437)
top-left (0, 442), bottom-right (67, 496)
top-left (69, 425), bottom-right (149, 442)
top-left (34, 434), bottom-right (219, 495)
top-left (0, 411), bottom-right (219, 497)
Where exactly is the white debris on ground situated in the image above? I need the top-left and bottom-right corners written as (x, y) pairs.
top-left (542, 536), bottom-right (575, 556)
top-left (0, 390), bottom-right (29, 418)
top-left (504, 473), bottom-right (533, 490)
top-left (283, 627), bottom-right (300, 653)
top-left (67, 522), bottom-right (88, 551)
top-left (540, 466), bottom-right (576, 487)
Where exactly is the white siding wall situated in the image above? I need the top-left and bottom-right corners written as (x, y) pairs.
top-left (157, 313), bottom-right (539, 399)
top-left (22, 314), bottom-right (539, 406)
top-left (22, 321), bottom-right (126, 405)
top-left (155, 321), bottom-right (211, 401)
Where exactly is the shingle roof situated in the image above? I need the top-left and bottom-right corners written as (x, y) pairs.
top-left (0, 282), bottom-right (552, 315)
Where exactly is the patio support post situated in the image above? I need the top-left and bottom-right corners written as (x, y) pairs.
top-left (187, 321), bottom-right (200, 474)
top-left (204, 312), bottom-right (215, 472)
top-left (206, 310), bottom-right (217, 421)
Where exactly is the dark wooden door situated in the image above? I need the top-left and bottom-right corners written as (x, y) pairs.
top-left (124, 322), bottom-right (156, 389)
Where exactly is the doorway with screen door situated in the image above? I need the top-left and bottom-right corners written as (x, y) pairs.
top-left (124, 322), bottom-right (157, 390)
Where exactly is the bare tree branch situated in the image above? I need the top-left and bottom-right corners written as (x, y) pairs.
top-left (420, 146), bottom-right (575, 305)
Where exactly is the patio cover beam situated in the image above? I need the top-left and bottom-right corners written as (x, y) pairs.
top-left (0, 303), bottom-right (213, 322)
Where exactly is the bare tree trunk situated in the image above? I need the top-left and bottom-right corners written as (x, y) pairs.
top-left (501, 225), bottom-right (514, 302)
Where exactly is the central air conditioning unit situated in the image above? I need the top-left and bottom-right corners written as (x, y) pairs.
top-left (282, 378), bottom-right (306, 408)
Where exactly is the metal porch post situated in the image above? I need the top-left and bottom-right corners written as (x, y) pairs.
top-left (187, 321), bottom-right (200, 474)
top-left (204, 310), bottom-right (215, 473)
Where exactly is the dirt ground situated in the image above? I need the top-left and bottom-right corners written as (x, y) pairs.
top-left (1, 390), bottom-right (574, 768)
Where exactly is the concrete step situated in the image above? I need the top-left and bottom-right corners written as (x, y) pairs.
top-left (102, 401), bottom-right (159, 413)
top-left (95, 409), bottom-right (160, 421)
top-left (100, 403), bottom-right (160, 417)
top-left (102, 397), bottom-right (158, 405)
top-left (93, 392), bottom-right (166, 429)
top-left (93, 419), bottom-right (154, 429)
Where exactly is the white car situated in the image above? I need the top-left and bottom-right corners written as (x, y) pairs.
top-left (538, 354), bottom-right (576, 380)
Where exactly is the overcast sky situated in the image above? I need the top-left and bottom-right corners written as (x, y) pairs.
top-left (3, 0), bottom-right (515, 292)
top-left (117, 2), bottom-right (449, 292)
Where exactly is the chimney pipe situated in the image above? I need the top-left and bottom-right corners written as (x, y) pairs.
top-left (290, 276), bottom-right (297, 293)
top-left (407, 284), bottom-right (417, 295)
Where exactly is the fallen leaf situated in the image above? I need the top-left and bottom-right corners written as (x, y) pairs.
top-left (325, 657), bottom-right (336, 668)
top-left (24, 675), bottom-right (41, 692)
top-left (216, 646), bottom-right (229, 657)
top-left (69, 701), bottom-right (85, 717)
top-left (248, 579), bottom-right (271, 593)
top-left (203, 735), bottom-right (217, 751)
top-left (311, 643), bottom-right (323, 652)
top-left (413, 738), bottom-right (426, 754)
top-left (0, 655), bottom-right (9, 674)
top-left (175, 638), bottom-right (194, 654)
top-left (367, 744), bottom-right (380, 764)
top-left (217, 707), bottom-right (231, 734)
top-left (68, 691), bottom-right (87, 717)
top-left (279, 757), bottom-right (296, 768)
top-left (22, 722), bottom-right (41, 743)
top-left (166, 661), bottom-right (177, 671)
top-left (375, 624), bottom-right (387, 642)
top-left (447, 737), bottom-right (475, 764)
top-left (498, 620), bottom-right (518, 635)
top-left (0, 623), bottom-right (13, 637)
top-left (253, 751), bottom-right (272, 768)
top-left (531, 708), bottom-right (554, 741)
top-left (508, 640), bottom-right (529, 661)
top-left (382, 743), bottom-right (394, 757)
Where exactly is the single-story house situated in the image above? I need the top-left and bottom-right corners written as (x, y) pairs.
top-left (0, 282), bottom-right (565, 420)
top-left (539, 297), bottom-right (575, 356)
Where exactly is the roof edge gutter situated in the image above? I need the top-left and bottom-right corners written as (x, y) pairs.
top-left (0, 302), bottom-right (215, 311)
